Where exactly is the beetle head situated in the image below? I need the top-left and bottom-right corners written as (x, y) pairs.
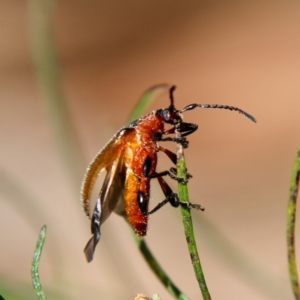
top-left (156, 86), bottom-right (182, 125)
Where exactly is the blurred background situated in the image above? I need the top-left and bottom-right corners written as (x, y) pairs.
top-left (1, 0), bottom-right (300, 299)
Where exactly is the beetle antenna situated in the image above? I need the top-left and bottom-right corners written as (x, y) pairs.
top-left (169, 86), bottom-right (176, 111)
top-left (180, 103), bottom-right (256, 123)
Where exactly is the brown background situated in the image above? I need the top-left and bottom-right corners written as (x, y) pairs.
top-left (1, 1), bottom-right (300, 299)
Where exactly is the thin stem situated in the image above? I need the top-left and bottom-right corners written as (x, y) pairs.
top-left (128, 85), bottom-right (189, 300)
top-left (176, 131), bottom-right (211, 300)
top-left (132, 226), bottom-right (189, 300)
top-left (32, 225), bottom-right (48, 300)
top-left (287, 147), bottom-right (300, 300)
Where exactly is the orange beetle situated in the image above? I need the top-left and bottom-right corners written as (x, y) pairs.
top-left (81, 86), bottom-right (256, 262)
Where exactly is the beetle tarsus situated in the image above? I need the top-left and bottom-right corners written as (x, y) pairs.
top-left (179, 201), bottom-right (205, 211)
top-left (170, 193), bottom-right (205, 211)
top-left (168, 171), bottom-right (189, 184)
top-left (148, 169), bottom-right (190, 184)
top-left (147, 192), bottom-right (204, 215)
top-left (170, 167), bottom-right (193, 181)
top-left (177, 137), bottom-right (189, 148)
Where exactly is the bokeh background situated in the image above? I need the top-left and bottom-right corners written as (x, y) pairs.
top-left (1, 1), bottom-right (300, 299)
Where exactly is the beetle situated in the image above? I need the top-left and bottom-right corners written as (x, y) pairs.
top-left (81, 86), bottom-right (256, 262)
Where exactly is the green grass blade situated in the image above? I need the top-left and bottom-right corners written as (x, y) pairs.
top-left (132, 232), bottom-right (189, 300)
top-left (287, 147), bottom-right (300, 299)
top-left (32, 225), bottom-right (48, 300)
top-left (175, 134), bottom-right (211, 300)
top-left (128, 84), bottom-right (171, 122)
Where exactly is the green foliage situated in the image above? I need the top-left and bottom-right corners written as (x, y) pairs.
top-left (32, 225), bottom-right (47, 300)
top-left (287, 147), bottom-right (300, 299)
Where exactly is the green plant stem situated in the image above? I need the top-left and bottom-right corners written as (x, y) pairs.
top-left (32, 225), bottom-right (47, 300)
top-left (128, 84), bottom-right (171, 122)
top-left (132, 231), bottom-right (189, 300)
top-left (128, 85), bottom-right (189, 300)
top-left (176, 132), bottom-right (211, 300)
top-left (152, 294), bottom-right (161, 300)
top-left (287, 147), bottom-right (300, 300)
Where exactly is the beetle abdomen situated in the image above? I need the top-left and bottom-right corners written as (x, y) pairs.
top-left (124, 169), bottom-right (149, 236)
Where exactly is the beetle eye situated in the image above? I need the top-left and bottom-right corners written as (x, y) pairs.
top-left (156, 108), bottom-right (173, 123)
top-left (162, 110), bottom-right (171, 121)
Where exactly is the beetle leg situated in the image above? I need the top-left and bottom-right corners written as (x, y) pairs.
top-left (155, 122), bottom-right (198, 146)
top-left (163, 127), bottom-right (176, 135)
top-left (153, 131), bottom-right (189, 148)
top-left (158, 146), bottom-right (177, 164)
top-left (150, 170), bottom-right (189, 184)
top-left (143, 155), bottom-right (191, 184)
top-left (163, 123), bottom-right (197, 137)
top-left (154, 123), bottom-right (198, 148)
top-left (146, 196), bottom-right (173, 215)
top-left (177, 122), bottom-right (198, 137)
top-left (158, 147), bottom-right (193, 180)
top-left (143, 156), bottom-right (188, 183)
top-left (84, 198), bottom-right (101, 263)
top-left (147, 177), bottom-right (204, 215)
top-left (141, 157), bottom-right (203, 215)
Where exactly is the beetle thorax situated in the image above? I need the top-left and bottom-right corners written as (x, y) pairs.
top-left (136, 112), bottom-right (165, 142)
